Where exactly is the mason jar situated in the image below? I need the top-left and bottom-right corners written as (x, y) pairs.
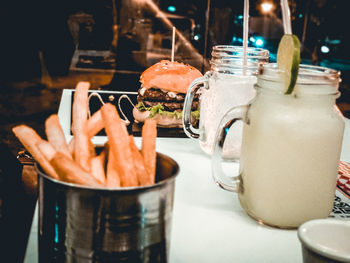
top-left (182, 45), bottom-right (269, 158)
top-left (212, 63), bottom-right (345, 228)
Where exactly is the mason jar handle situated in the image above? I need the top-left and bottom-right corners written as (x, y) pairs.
top-left (183, 76), bottom-right (208, 139)
top-left (211, 104), bottom-right (250, 192)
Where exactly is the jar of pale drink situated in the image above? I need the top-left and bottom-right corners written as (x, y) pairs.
top-left (212, 63), bottom-right (345, 228)
top-left (183, 45), bottom-right (269, 158)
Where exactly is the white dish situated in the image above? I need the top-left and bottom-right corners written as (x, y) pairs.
top-left (58, 89), bottom-right (137, 146)
top-left (298, 219), bottom-right (350, 262)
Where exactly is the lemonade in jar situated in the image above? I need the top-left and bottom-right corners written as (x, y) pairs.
top-left (238, 63), bottom-right (344, 227)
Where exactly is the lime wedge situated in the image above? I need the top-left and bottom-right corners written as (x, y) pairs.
top-left (277, 34), bottom-right (301, 94)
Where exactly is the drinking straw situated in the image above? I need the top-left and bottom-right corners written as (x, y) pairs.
top-left (281, 0), bottom-right (292, 34)
top-left (171, 26), bottom-right (176, 62)
top-left (243, 0), bottom-right (249, 75)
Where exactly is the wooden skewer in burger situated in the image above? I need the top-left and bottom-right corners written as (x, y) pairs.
top-left (133, 27), bottom-right (203, 128)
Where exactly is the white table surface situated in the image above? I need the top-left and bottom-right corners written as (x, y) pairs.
top-left (24, 90), bottom-right (350, 263)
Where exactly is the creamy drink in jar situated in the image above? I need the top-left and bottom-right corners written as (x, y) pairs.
top-left (183, 46), bottom-right (269, 158)
top-left (199, 74), bottom-right (256, 157)
top-left (238, 64), bottom-right (344, 227)
top-left (212, 61), bottom-right (345, 228)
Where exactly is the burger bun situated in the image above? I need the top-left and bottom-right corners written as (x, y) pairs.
top-left (140, 60), bottom-right (203, 94)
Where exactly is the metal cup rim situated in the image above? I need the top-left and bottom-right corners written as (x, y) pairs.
top-left (35, 151), bottom-right (179, 192)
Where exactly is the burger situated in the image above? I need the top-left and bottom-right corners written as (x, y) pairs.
top-left (133, 60), bottom-right (203, 128)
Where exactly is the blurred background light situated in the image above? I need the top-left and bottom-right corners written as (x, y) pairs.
top-left (255, 38), bottom-right (264, 47)
top-left (167, 5), bottom-right (176, 12)
top-left (249, 35), bottom-right (264, 47)
top-left (260, 2), bottom-right (274, 14)
top-left (321, 45), bottom-right (330, 53)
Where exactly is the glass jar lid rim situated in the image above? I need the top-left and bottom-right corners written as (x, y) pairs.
top-left (256, 63), bottom-right (341, 96)
top-left (211, 45), bottom-right (269, 59)
top-left (259, 63), bottom-right (340, 82)
top-left (212, 45), bottom-right (268, 53)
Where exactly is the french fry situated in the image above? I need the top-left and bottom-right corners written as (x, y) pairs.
top-left (75, 123), bottom-right (91, 172)
top-left (87, 110), bottom-right (104, 138)
top-left (100, 140), bottom-right (121, 187)
top-left (72, 81), bottom-right (90, 134)
top-left (72, 82), bottom-right (91, 171)
top-left (36, 140), bottom-right (57, 161)
top-left (129, 135), bottom-right (152, 186)
top-left (106, 150), bottom-right (121, 187)
top-left (68, 137), bottom-right (75, 158)
top-left (68, 138), bottom-right (74, 155)
top-left (90, 150), bottom-right (106, 185)
top-left (68, 109), bottom-right (104, 154)
top-left (89, 139), bottom-right (97, 158)
top-left (50, 152), bottom-right (103, 187)
top-left (45, 114), bottom-right (71, 159)
top-left (101, 120), bottom-right (120, 188)
top-left (141, 118), bottom-right (157, 184)
top-left (101, 103), bottom-right (138, 187)
top-left (12, 125), bottom-right (59, 180)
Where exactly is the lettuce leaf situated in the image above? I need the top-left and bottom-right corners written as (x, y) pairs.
top-left (136, 102), bottom-right (200, 120)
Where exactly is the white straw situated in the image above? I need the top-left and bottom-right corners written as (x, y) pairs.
top-left (281, 0), bottom-right (292, 34)
top-left (243, 0), bottom-right (249, 75)
top-left (171, 26), bottom-right (176, 62)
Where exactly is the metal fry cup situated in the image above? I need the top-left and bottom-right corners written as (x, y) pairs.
top-left (36, 152), bottom-right (179, 263)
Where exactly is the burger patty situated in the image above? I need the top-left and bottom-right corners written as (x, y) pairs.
top-left (139, 87), bottom-right (200, 102)
top-left (139, 98), bottom-right (200, 111)
top-left (138, 87), bottom-right (200, 111)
